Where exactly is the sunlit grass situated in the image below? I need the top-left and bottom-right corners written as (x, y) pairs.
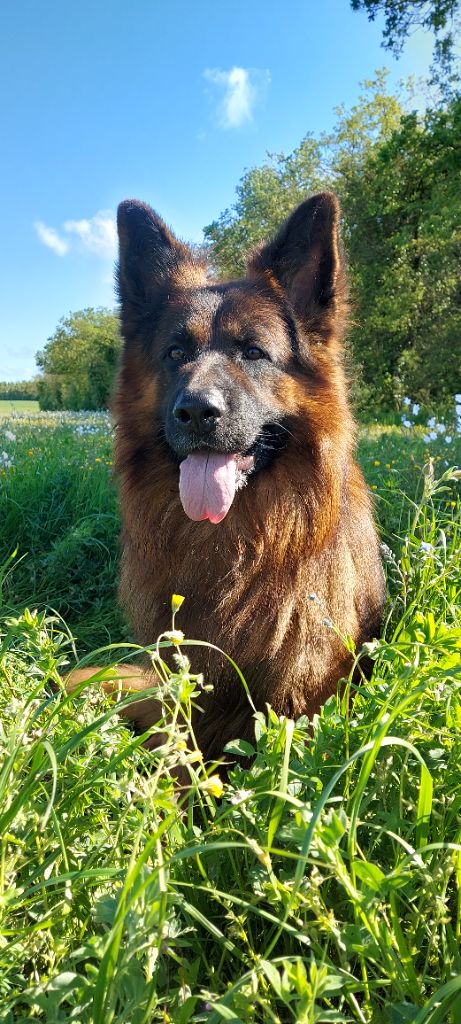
top-left (0, 411), bottom-right (460, 1022)
top-left (0, 411), bottom-right (124, 651)
top-left (0, 399), bottom-right (40, 417)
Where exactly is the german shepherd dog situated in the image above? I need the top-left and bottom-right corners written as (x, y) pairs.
top-left (71, 193), bottom-right (385, 761)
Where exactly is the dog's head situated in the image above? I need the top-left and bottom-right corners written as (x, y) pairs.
top-left (116, 194), bottom-right (349, 523)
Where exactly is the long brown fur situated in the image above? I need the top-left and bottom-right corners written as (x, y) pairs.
top-left (70, 193), bottom-right (385, 761)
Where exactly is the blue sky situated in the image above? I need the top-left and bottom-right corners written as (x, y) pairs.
top-left (1, 0), bottom-right (434, 381)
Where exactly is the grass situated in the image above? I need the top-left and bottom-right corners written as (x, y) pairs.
top-left (0, 411), bottom-right (125, 651)
top-left (0, 399), bottom-right (39, 417)
top-left (0, 410), bottom-right (460, 1023)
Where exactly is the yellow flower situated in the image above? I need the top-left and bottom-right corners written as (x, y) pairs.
top-left (373, 460), bottom-right (381, 466)
top-left (385, 463), bottom-right (391, 469)
top-left (95, 457), bottom-right (102, 462)
top-left (187, 751), bottom-right (203, 763)
top-left (171, 594), bottom-right (185, 614)
top-left (201, 775), bottom-right (224, 798)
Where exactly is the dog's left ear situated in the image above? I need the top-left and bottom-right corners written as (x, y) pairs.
top-left (247, 192), bottom-right (348, 343)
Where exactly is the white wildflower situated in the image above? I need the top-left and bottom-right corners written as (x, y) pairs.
top-left (402, 418), bottom-right (412, 428)
top-left (229, 788), bottom-right (253, 805)
top-left (437, 423), bottom-right (446, 434)
top-left (427, 417), bottom-right (436, 429)
top-left (4, 430), bottom-right (16, 442)
top-left (445, 436), bottom-right (452, 444)
top-left (402, 397), bottom-right (411, 406)
top-left (420, 541), bottom-right (433, 554)
top-left (412, 403), bottom-right (420, 416)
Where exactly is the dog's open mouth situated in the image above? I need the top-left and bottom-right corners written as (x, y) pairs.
top-left (179, 451), bottom-right (255, 524)
top-left (177, 423), bottom-right (288, 524)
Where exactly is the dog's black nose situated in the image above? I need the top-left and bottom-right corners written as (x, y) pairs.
top-left (173, 391), bottom-right (225, 433)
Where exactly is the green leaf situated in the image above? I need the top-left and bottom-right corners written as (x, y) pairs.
top-left (224, 739), bottom-right (256, 756)
top-left (354, 860), bottom-right (386, 893)
top-left (416, 761), bottom-right (433, 848)
top-left (210, 1002), bottom-right (243, 1021)
top-left (385, 1004), bottom-right (419, 1024)
top-left (260, 959), bottom-right (282, 997)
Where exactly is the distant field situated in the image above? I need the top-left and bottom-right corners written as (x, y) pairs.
top-left (0, 398), bottom-right (39, 416)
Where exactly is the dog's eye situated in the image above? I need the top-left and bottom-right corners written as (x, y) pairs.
top-left (243, 345), bottom-right (266, 361)
top-left (167, 345), bottom-right (185, 362)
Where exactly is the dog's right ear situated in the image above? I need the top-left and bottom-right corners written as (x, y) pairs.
top-left (116, 200), bottom-right (195, 341)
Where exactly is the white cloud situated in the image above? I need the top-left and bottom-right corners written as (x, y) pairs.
top-left (203, 66), bottom-right (270, 129)
top-left (34, 209), bottom-right (117, 259)
top-left (34, 221), bottom-right (69, 256)
top-left (63, 210), bottom-right (117, 257)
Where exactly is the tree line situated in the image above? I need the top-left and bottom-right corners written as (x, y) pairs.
top-left (0, 380), bottom-right (39, 401)
top-left (33, 73), bottom-right (460, 413)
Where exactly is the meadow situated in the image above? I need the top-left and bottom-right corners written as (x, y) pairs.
top-left (0, 400), bottom-right (40, 417)
top-left (0, 407), bottom-right (460, 1023)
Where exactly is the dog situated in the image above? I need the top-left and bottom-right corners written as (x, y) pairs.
top-left (70, 192), bottom-right (385, 761)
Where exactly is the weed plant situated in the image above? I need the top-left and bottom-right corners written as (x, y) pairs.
top-left (0, 413), bottom-right (460, 1022)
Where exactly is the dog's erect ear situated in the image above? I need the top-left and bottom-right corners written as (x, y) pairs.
top-left (248, 192), bottom-right (347, 343)
top-left (116, 200), bottom-right (201, 341)
top-left (117, 199), bottom-right (190, 297)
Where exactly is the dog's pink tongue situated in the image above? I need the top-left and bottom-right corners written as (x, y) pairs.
top-left (179, 452), bottom-right (237, 524)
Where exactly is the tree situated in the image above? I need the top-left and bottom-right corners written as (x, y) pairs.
top-left (350, 0), bottom-right (460, 94)
top-left (204, 137), bottom-right (328, 277)
top-left (0, 380), bottom-right (39, 400)
top-left (36, 308), bottom-right (122, 410)
top-left (344, 96), bottom-right (461, 407)
top-left (204, 72), bottom-right (404, 278)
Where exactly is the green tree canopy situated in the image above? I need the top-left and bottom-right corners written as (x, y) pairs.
top-left (36, 308), bottom-right (122, 411)
top-left (344, 96), bottom-right (461, 407)
top-left (350, 0), bottom-right (460, 93)
top-left (0, 380), bottom-right (39, 400)
top-left (204, 72), bottom-right (404, 277)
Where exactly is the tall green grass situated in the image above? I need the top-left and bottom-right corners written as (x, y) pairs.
top-left (0, 411), bottom-right (125, 650)
top-left (0, 412), bottom-right (460, 1022)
